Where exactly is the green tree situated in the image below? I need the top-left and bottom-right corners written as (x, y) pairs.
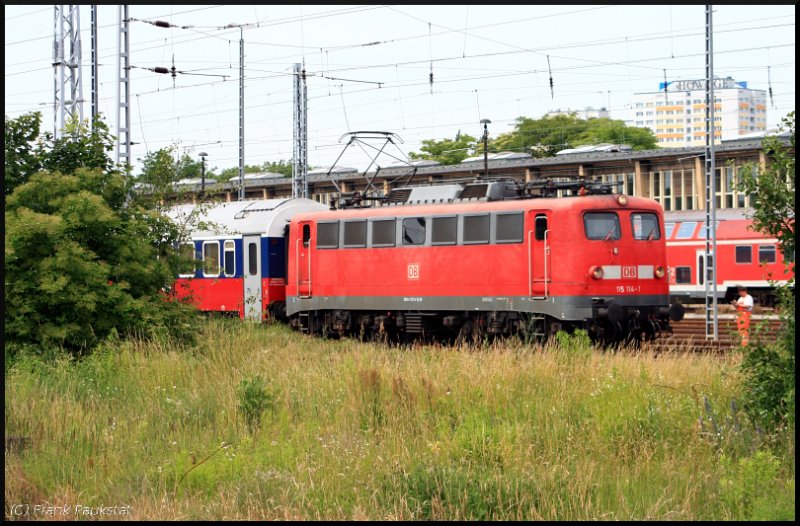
top-left (4, 111), bottom-right (43, 197)
top-left (5, 117), bottom-right (199, 355)
top-left (261, 160), bottom-right (293, 177)
top-left (40, 114), bottom-right (116, 175)
top-left (490, 114), bottom-right (656, 158)
top-left (408, 133), bottom-right (478, 165)
top-left (735, 111), bottom-right (795, 431)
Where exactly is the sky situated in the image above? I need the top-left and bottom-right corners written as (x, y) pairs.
top-left (5, 4), bottom-right (796, 177)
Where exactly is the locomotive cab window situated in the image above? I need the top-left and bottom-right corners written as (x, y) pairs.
top-left (584, 212), bottom-right (620, 240)
top-left (431, 216), bottom-right (457, 245)
top-left (631, 213), bottom-right (660, 240)
top-left (202, 241), bottom-right (220, 276)
top-left (463, 214), bottom-right (490, 244)
top-left (371, 219), bottom-right (396, 247)
top-left (223, 240), bottom-right (236, 276)
top-left (496, 212), bottom-right (523, 243)
top-left (534, 215), bottom-right (548, 241)
top-left (343, 220), bottom-right (367, 248)
top-left (402, 217), bottom-right (426, 245)
top-left (317, 221), bottom-right (339, 249)
top-left (735, 246), bottom-right (752, 264)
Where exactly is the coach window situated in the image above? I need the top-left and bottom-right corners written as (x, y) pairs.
top-left (535, 215), bottom-right (548, 241)
top-left (674, 222), bottom-right (697, 240)
top-left (302, 225), bottom-right (311, 248)
top-left (584, 212), bottom-right (620, 240)
top-left (223, 240), bottom-right (236, 276)
top-left (343, 220), bottom-right (367, 248)
top-left (402, 217), bottom-right (426, 245)
top-left (317, 221), bottom-right (339, 249)
top-left (698, 221), bottom-right (719, 240)
top-left (178, 242), bottom-right (196, 277)
top-left (735, 246), bottom-right (752, 264)
top-left (664, 222), bottom-right (675, 239)
top-left (248, 242), bottom-right (258, 275)
top-left (495, 212), bottom-right (523, 243)
top-left (202, 241), bottom-right (220, 276)
top-left (463, 214), bottom-right (490, 244)
top-left (758, 245), bottom-right (776, 264)
top-left (675, 266), bottom-right (692, 284)
top-left (631, 212), bottom-right (660, 240)
top-left (371, 218), bottom-right (396, 247)
top-left (431, 216), bottom-right (457, 245)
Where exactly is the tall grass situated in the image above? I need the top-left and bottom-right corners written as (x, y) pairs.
top-left (4, 320), bottom-right (794, 520)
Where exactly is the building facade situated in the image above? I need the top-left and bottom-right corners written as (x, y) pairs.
top-left (628, 76), bottom-right (767, 148)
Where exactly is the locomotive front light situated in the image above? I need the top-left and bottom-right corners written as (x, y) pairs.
top-left (655, 265), bottom-right (666, 278)
top-left (591, 265), bottom-right (604, 279)
top-left (617, 194), bottom-right (628, 206)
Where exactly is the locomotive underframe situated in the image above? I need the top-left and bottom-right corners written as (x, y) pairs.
top-left (287, 295), bottom-right (681, 346)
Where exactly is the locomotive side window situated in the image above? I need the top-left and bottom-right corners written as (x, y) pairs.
top-left (371, 219), bottom-right (396, 247)
top-left (178, 242), bottom-right (196, 277)
top-left (675, 266), bottom-right (692, 284)
top-left (431, 216), bottom-right (457, 245)
top-left (343, 220), bottom-right (367, 248)
top-left (496, 212), bottom-right (523, 243)
top-left (402, 217), bottom-right (426, 245)
top-left (535, 215), bottom-right (548, 241)
top-left (302, 225), bottom-right (311, 247)
top-left (202, 241), bottom-right (220, 276)
top-left (631, 213), bottom-right (660, 240)
top-left (735, 246), bottom-right (752, 264)
top-left (248, 242), bottom-right (258, 275)
top-left (584, 212), bottom-right (620, 240)
top-left (463, 214), bottom-right (490, 244)
top-left (317, 221), bottom-right (339, 249)
top-left (223, 240), bottom-right (236, 276)
top-left (674, 222), bottom-right (697, 239)
top-left (758, 245), bottom-right (776, 263)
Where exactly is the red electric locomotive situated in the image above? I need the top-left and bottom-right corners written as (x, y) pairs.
top-left (664, 208), bottom-right (794, 306)
top-left (285, 179), bottom-right (685, 345)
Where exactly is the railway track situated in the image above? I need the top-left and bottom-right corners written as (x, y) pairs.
top-left (651, 313), bottom-right (785, 352)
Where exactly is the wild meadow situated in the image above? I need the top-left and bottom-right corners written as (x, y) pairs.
top-left (4, 320), bottom-right (795, 520)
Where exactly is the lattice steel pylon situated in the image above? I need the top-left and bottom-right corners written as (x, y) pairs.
top-left (115, 5), bottom-right (131, 172)
top-left (292, 62), bottom-right (308, 199)
top-left (52, 5), bottom-right (84, 138)
top-left (703, 4), bottom-right (719, 340)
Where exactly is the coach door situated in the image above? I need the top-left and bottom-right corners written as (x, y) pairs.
top-left (696, 249), bottom-right (714, 295)
top-left (243, 236), bottom-right (262, 320)
top-left (528, 211), bottom-right (551, 298)
top-left (296, 222), bottom-right (313, 298)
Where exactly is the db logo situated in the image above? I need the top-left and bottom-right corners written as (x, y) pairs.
top-left (407, 264), bottom-right (420, 280)
top-left (622, 266), bottom-right (637, 278)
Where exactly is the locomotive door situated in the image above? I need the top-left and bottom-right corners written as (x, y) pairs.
top-left (243, 235), bottom-right (262, 320)
top-left (528, 211), bottom-right (551, 298)
top-left (296, 222), bottom-right (312, 298)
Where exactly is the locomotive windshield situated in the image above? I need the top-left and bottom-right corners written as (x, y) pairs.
top-left (631, 212), bottom-right (661, 240)
top-left (584, 212), bottom-right (620, 240)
